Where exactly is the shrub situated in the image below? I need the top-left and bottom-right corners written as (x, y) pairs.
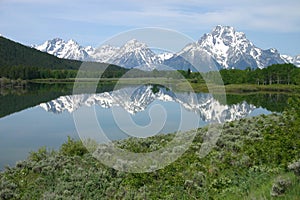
top-left (0, 188), bottom-right (15, 200)
top-left (288, 159), bottom-right (300, 177)
top-left (270, 176), bottom-right (291, 197)
top-left (29, 147), bottom-right (47, 162)
top-left (60, 136), bottom-right (88, 157)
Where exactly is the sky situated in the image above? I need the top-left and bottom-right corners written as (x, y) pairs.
top-left (0, 0), bottom-right (300, 56)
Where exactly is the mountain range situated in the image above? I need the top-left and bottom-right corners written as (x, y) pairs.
top-left (40, 85), bottom-right (256, 123)
top-left (34, 25), bottom-right (300, 71)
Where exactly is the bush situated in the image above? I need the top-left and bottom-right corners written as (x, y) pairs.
top-left (288, 159), bottom-right (300, 177)
top-left (60, 136), bottom-right (88, 157)
top-left (270, 176), bottom-right (291, 197)
top-left (29, 147), bottom-right (48, 162)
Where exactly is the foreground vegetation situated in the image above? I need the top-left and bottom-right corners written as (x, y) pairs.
top-left (0, 97), bottom-right (299, 199)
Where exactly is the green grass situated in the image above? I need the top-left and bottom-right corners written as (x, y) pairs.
top-left (246, 172), bottom-right (300, 200)
top-left (187, 82), bottom-right (300, 94)
top-left (224, 84), bottom-right (300, 93)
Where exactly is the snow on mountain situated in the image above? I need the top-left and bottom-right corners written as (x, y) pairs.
top-left (281, 55), bottom-right (294, 63)
top-left (166, 25), bottom-right (285, 70)
top-left (157, 52), bottom-right (174, 61)
top-left (281, 54), bottom-right (300, 67)
top-left (34, 38), bottom-right (161, 69)
top-left (34, 26), bottom-right (299, 70)
top-left (89, 40), bottom-right (163, 69)
top-left (294, 55), bottom-right (300, 67)
top-left (90, 45), bottom-right (120, 62)
top-left (40, 85), bottom-right (255, 123)
top-left (34, 38), bottom-right (90, 61)
top-left (84, 46), bottom-right (96, 56)
top-left (105, 39), bottom-right (160, 69)
top-left (164, 41), bottom-right (220, 71)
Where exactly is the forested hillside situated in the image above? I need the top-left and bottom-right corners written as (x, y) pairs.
top-left (0, 36), bottom-right (128, 80)
top-left (0, 36), bottom-right (81, 70)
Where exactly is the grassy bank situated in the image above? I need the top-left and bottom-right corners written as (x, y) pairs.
top-left (1, 98), bottom-right (299, 199)
top-left (224, 84), bottom-right (300, 93)
top-left (187, 82), bottom-right (300, 94)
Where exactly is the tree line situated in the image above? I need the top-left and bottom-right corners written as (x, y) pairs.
top-left (0, 65), bottom-right (130, 80)
top-left (1, 62), bottom-right (299, 85)
top-left (0, 66), bottom-right (186, 80)
top-left (181, 63), bottom-right (300, 85)
top-left (219, 63), bottom-right (299, 85)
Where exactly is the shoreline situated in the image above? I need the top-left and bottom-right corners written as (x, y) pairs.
top-left (28, 78), bottom-right (300, 94)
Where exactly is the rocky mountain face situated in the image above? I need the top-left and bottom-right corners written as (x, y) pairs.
top-left (105, 39), bottom-right (160, 70)
top-left (33, 38), bottom-right (91, 61)
top-left (34, 39), bottom-right (162, 69)
top-left (90, 45), bottom-right (119, 63)
top-left (40, 85), bottom-right (256, 123)
top-left (167, 25), bottom-right (286, 70)
top-left (281, 54), bottom-right (300, 67)
top-left (34, 26), bottom-right (299, 70)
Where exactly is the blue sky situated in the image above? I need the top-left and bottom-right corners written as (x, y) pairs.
top-left (0, 0), bottom-right (299, 56)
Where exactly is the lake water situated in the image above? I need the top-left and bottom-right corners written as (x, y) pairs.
top-left (0, 83), bottom-right (289, 169)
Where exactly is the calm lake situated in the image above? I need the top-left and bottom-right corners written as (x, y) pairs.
top-left (0, 83), bottom-right (290, 169)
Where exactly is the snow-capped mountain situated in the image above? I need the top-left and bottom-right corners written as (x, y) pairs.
top-left (33, 38), bottom-right (91, 61)
top-left (281, 55), bottom-right (300, 67)
top-left (90, 45), bottom-right (120, 62)
top-left (105, 39), bottom-right (160, 69)
top-left (40, 85), bottom-right (256, 123)
top-left (293, 55), bottom-right (300, 67)
top-left (157, 52), bottom-right (173, 61)
top-left (167, 25), bottom-right (285, 70)
top-left (34, 39), bottom-right (161, 69)
top-left (34, 26), bottom-right (300, 70)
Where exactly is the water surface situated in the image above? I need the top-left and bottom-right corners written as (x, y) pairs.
top-left (0, 84), bottom-right (288, 169)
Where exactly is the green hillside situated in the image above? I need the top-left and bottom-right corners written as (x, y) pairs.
top-left (0, 36), bottom-right (81, 70)
top-left (0, 36), bottom-right (128, 80)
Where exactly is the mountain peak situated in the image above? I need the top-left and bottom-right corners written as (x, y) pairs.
top-left (35, 38), bottom-right (88, 60)
top-left (123, 39), bottom-right (147, 50)
top-left (126, 38), bottom-right (139, 43)
top-left (108, 39), bottom-right (159, 69)
top-left (212, 25), bottom-right (235, 34)
top-left (200, 25), bottom-right (247, 47)
top-left (211, 25), bottom-right (236, 39)
top-left (189, 25), bottom-right (284, 69)
top-left (49, 38), bottom-right (64, 43)
top-left (67, 39), bottom-right (79, 45)
top-left (33, 26), bottom-right (299, 70)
